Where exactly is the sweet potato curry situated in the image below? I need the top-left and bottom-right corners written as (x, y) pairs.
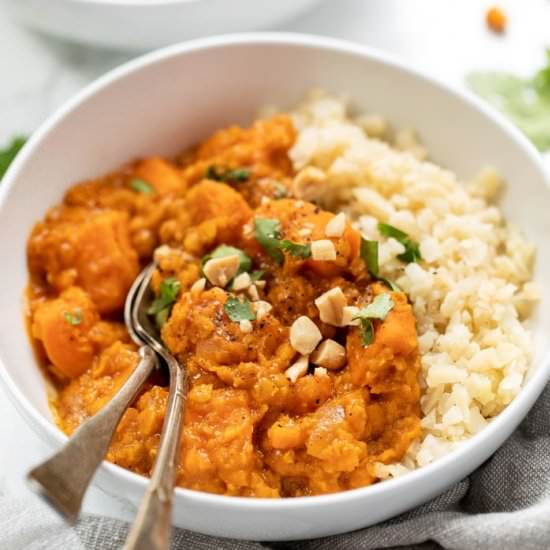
top-left (27, 115), bottom-right (421, 497)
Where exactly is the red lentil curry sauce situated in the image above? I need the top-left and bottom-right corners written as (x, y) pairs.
top-left (27, 115), bottom-right (421, 497)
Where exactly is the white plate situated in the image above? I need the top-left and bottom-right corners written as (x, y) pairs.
top-left (1, 33), bottom-right (549, 540)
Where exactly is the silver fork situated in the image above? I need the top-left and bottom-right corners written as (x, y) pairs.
top-left (28, 263), bottom-right (189, 550)
top-left (27, 266), bottom-right (159, 523)
top-left (122, 263), bottom-right (188, 550)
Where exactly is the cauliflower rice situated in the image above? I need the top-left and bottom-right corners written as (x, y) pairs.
top-left (287, 92), bottom-right (539, 477)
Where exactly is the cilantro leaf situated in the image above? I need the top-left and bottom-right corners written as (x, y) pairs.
top-left (250, 270), bottom-right (265, 282)
top-left (279, 239), bottom-right (312, 259)
top-left (130, 178), bottom-right (154, 194)
top-left (224, 295), bottom-right (257, 322)
top-left (378, 277), bottom-right (402, 292)
top-left (254, 218), bottom-right (284, 263)
top-left (360, 238), bottom-right (379, 276)
top-left (377, 222), bottom-right (422, 263)
top-left (201, 245), bottom-right (252, 277)
top-left (353, 294), bottom-right (395, 346)
top-left (64, 308), bottom-right (82, 326)
top-left (254, 218), bottom-right (312, 263)
top-left (206, 165), bottom-right (250, 183)
top-left (357, 318), bottom-right (375, 346)
top-left (147, 277), bottom-right (181, 327)
top-left (359, 236), bottom-right (401, 291)
top-left (0, 136), bottom-right (27, 180)
top-left (355, 293), bottom-right (395, 321)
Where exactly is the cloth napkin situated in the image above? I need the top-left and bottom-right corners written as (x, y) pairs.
top-left (2, 383), bottom-right (549, 550)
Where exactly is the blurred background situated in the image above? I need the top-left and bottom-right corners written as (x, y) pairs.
top-left (1, 0), bottom-right (549, 522)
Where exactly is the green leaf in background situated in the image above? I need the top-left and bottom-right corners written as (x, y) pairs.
top-left (0, 136), bottom-right (27, 180)
top-left (467, 49), bottom-right (550, 152)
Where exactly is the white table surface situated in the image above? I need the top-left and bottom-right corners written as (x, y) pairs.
top-left (1, 0), bottom-right (549, 525)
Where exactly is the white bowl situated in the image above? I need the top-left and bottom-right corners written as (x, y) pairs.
top-left (1, 34), bottom-right (550, 541)
top-left (2, 0), bottom-right (322, 51)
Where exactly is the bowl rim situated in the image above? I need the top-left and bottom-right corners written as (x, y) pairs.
top-left (1, 31), bottom-right (550, 512)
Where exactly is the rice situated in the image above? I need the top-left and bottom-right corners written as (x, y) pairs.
top-left (287, 91), bottom-right (539, 477)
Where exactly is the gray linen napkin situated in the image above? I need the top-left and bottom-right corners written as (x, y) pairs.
top-left (3, 383), bottom-right (549, 550)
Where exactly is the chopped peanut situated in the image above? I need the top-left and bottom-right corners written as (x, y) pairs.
top-left (255, 300), bottom-right (272, 320)
top-left (190, 277), bottom-right (206, 296)
top-left (239, 319), bottom-right (253, 334)
top-left (311, 239), bottom-right (337, 261)
top-left (233, 272), bottom-right (251, 291)
top-left (290, 316), bottom-right (322, 355)
top-left (315, 287), bottom-right (347, 326)
top-left (285, 355), bottom-right (309, 383)
top-left (202, 255), bottom-right (240, 287)
top-left (248, 284), bottom-right (260, 301)
top-left (255, 280), bottom-right (266, 289)
top-left (325, 212), bottom-right (346, 238)
top-left (486, 6), bottom-right (507, 33)
top-left (311, 339), bottom-right (346, 370)
top-left (291, 166), bottom-right (326, 201)
top-left (314, 366), bottom-right (328, 378)
top-left (153, 244), bottom-right (173, 262)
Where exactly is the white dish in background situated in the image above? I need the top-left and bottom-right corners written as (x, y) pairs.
top-left (0, 33), bottom-right (549, 540)
top-left (2, 0), bottom-right (323, 51)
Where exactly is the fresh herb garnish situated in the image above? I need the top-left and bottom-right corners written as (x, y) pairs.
top-left (0, 136), bottom-right (27, 180)
top-left (130, 178), bottom-right (154, 194)
top-left (273, 182), bottom-right (288, 199)
top-left (359, 236), bottom-right (401, 291)
top-left (250, 270), bottom-right (265, 282)
top-left (467, 49), bottom-right (550, 151)
top-left (201, 245), bottom-right (252, 277)
top-left (378, 277), bottom-right (402, 292)
top-left (63, 308), bottom-right (82, 326)
top-left (206, 165), bottom-right (250, 183)
top-left (224, 295), bottom-right (257, 322)
top-left (377, 223), bottom-right (422, 263)
top-left (147, 277), bottom-right (181, 327)
top-left (279, 240), bottom-right (312, 259)
top-left (353, 294), bottom-right (395, 346)
top-left (360, 238), bottom-right (379, 276)
top-left (254, 218), bottom-right (284, 263)
top-left (254, 218), bottom-right (312, 263)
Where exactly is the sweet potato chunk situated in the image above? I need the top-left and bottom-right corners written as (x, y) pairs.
top-left (75, 211), bottom-right (139, 313)
top-left (181, 181), bottom-right (252, 255)
top-left (32, 287), bottom-right (99, 378)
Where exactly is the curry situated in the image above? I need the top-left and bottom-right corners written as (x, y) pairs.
top-left (27, 114), bottom-right (421, 497)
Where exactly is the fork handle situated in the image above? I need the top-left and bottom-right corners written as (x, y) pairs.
top-left (27, 346), bottom-right (157, 523)
top-left (123, 359), bottom-right (187, 550)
